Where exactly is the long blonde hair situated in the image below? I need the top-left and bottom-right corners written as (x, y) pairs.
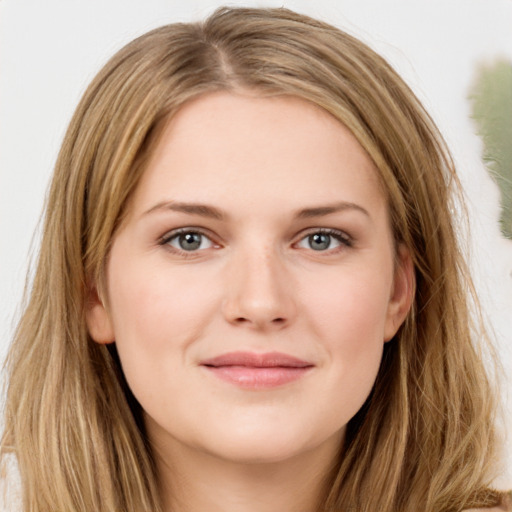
top-left (1, 7), bottom-right (504, 511)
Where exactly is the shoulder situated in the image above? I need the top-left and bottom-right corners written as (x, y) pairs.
top-left (466, 509), bottom-right (505, 512)
top-left (465, 492), bottom-right (512, 512)
top-left (466, 509), bottom-right (509, 512)
top-left (0, 452), bottom-right (22, 511)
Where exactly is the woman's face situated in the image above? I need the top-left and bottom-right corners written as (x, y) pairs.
top-left (87, 92), bottom-right (413, 465)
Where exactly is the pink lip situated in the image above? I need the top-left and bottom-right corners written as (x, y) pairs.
top-left (200, 351), bottom-right (314, 389)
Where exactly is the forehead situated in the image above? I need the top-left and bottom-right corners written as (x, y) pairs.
top-left (128, 91), bottom-right (386, 218)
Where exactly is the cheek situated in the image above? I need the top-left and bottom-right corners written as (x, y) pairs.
top-left (105, 255), bottom-right (220, 397)
top-left (107, 255), bottom-right (217, 343)
top-left (304, 267), bottom-right (392, 344)
top-left (301, 266), bottom-right (392, 400)
top-left (106, 273), bottom-right (214, 424)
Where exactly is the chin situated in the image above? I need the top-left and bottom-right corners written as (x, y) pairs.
top-left (208, 443), bottom-right (309, 465)
top-left (199, 424), bottom-right (344, 466)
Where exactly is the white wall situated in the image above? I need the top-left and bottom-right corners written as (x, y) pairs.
top-left (1, 0), bottom-right (511, 487)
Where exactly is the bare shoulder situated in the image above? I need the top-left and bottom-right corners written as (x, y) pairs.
top-left (466, 509), bottom-right (508, 512)
top-left (465, 509), bottom-right (505, 512)
top-left (466, 500), bottom-right (511, 512)
top-left (0, 452), bottom-right (22, 511)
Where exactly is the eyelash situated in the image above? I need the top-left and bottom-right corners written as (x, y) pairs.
top-left (297, 228), bottom-right (354, 251)
top-left (158, 228), bottom-right (218, 257)
top-left (158, 227), bottom-right (353, 256)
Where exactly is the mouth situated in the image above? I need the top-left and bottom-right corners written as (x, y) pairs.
top-left (200, 351), bottom-right (314, 389)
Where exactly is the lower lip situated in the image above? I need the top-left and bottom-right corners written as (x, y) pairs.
top-left (203, 365), bottom-right (312, 389)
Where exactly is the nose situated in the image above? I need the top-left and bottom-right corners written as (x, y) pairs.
top-left (221, 246), bottom-right (296, 330)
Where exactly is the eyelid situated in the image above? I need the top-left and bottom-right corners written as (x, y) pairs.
top-left (157, 226), bottom-right (353, 256)
top-left (294, 227), bottom-right (354, 250)
top-left (159, 227), bottom-right (221, 253)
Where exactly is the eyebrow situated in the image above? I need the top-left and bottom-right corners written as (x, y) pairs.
top-left (142, 200), bottom-right (369, 221)
top-left (143, 201), bottom-right (226, 220)
top-left (295, 202), bottom-right (370, 219)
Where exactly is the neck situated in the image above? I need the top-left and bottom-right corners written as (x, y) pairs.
top-left (149, 427), bottom-right (342, 512)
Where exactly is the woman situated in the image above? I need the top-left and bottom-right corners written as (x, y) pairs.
top-left (1, 6), bottom-right (508, 512)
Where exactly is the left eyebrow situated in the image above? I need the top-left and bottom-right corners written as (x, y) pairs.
top-left (294, 201), bottom-right (370, 219)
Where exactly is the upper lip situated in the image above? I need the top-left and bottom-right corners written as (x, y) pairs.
top-left (200, 351), bottom-right (313, 368)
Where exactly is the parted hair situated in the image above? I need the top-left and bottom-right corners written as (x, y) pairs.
top-left (1, 6), bottom-right (504, 512)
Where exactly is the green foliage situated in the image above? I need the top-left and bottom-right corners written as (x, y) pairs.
top-left (469, 59), bottom-right (512, 239)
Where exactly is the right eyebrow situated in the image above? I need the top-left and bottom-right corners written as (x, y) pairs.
top-left (142, 201), bottom-right (226, 221)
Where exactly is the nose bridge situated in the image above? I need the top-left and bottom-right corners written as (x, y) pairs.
top-left (222, 241), bottom-right (295, 328)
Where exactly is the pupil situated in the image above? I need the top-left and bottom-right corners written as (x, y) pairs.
top-left (179, 232), bottom-right (201, 250)
top-left (310, 233), bottom-right (330, 250)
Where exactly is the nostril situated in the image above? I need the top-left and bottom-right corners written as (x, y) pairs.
top-left (232, 316), bottom-right (286, 326)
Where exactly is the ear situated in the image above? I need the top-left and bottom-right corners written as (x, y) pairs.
top-left (85, 285), bottom-right (115, 344)
top-left (384, 244), bottom-right (415, 342)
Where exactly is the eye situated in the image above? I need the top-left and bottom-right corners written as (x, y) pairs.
top-left (161, 229), bottom-right (215, 252)
top-left (296, 229), bottom-right (352, 251)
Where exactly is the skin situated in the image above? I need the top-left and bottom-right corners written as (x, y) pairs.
top-left (87, 91), bottom-right (415, 512)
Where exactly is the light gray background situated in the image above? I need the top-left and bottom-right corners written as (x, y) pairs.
top-left (1, 0), bottom-right (511, 487)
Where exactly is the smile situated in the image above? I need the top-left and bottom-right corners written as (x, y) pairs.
top-left (200, 351), bottom-right (314, 390)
